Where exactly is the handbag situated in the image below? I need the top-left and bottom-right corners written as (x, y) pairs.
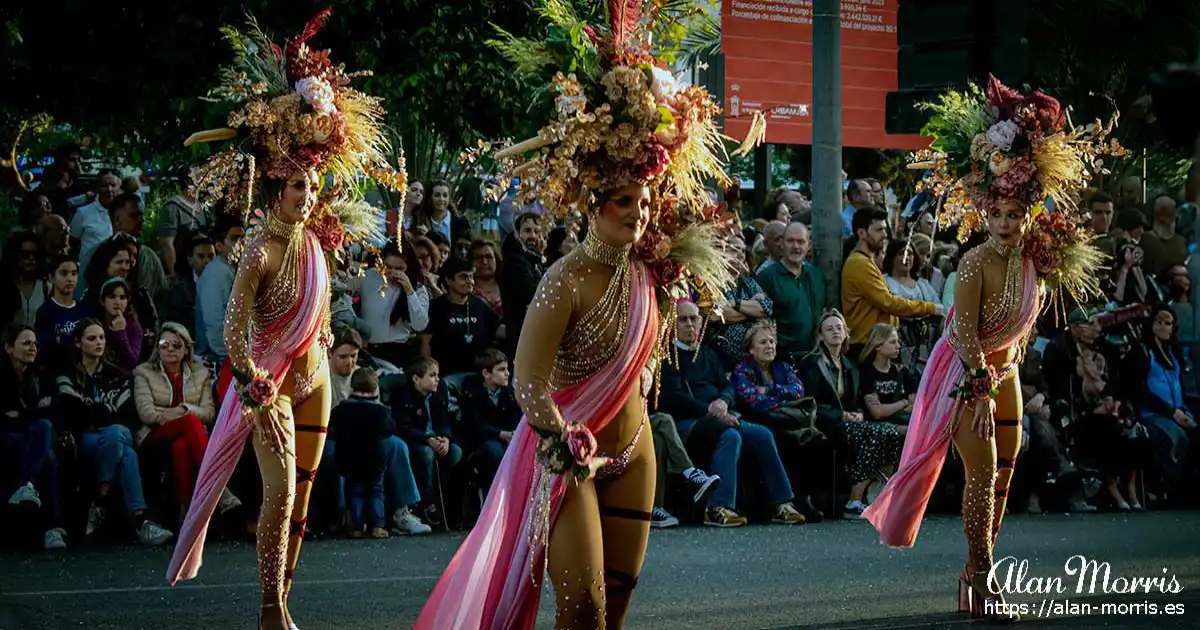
top-left (765, 397), bottom-right (825, 446)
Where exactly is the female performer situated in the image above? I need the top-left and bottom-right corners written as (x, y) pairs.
top-left (416, 3), bottom-right (754, 628)
top-left (863, 76), bottom-right (1118, 622)
top-left (164, 10), bottom-right (406, 630)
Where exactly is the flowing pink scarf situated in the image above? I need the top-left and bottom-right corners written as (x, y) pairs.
top-left (864, 257), bottom-right (1038, 548)
top-left (167, 230), bottom-right (329, 584)
top-left (415, 262), bottom-right (658, 630)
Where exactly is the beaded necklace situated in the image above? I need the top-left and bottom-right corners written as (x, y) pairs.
top-left (551, 232), bottom-right (633, 386)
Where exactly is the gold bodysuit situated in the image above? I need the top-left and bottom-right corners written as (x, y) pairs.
top-left (512, 232), bottom-right (656, 630)
top-left (223, 212), bottom-right (333, 609)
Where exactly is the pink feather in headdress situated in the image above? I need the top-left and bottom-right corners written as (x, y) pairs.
top-left (609, 0), bottom-right (644, 51)
top-left (286, 7), bottom-right (334, 69)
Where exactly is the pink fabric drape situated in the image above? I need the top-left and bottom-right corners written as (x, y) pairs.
top-left (415, 262), bottom-right (658, 630)
top-left (167, 230), bottom-right (329, 584)
top-left (864, 257), bottom-right (1039, 548)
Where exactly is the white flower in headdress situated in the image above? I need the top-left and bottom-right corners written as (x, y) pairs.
top-left (986, 120), bottom-right (1020, 152)
top-left (649, 66), bottom-right (679, 104)
top-left (295, 77), bottom-right (336, 114)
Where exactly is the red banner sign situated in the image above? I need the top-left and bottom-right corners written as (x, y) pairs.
top-left (722, 0), bottom-right (927, 150)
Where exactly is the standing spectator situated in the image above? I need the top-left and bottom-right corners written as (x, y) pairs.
top-left (1088, 191), bottom-right (1118, 260)
top-left (1115, 175), bottom-right (1144, 210)
top-left (841, 179), bottom-right (874, 237)
top-left (755, 220), bottom-right (787, 274)
top-left (392, 357), bottom-right (462, 526)
top-left (357, 239), bottom-right (430, 370)
top-left (1130, 306), bottom-right (1198, 503)
top-left (1112, 208), bottom-right (1149, 242)
top-left (195, 218), bottom-right (244, 362)
top-left (56, 319), bottom-right (173, 546)
top-left (70, 169), bottom-right (120, 278)
top-left (330, 369), bottom-right (394, 539)
top-left (1140, 194), bottom-right (1187, 277)
top-left (421, 257), bottom-right (502, 377)
top-left (156, 181), bottom-right (207, 275)
top-left (499, 212), bottom-right (546, 357)
top-left (428, 231), bottom-right (453, 266)
top-left (389, 180), bottom-right (423, 236)
top-left (457, 349), bottom-right (522, 495)
top-left (34, 257), bottom-right (85, 366)
top-left (168, 235), bottom-right (215, 333)
top-left (544, 226), bottom-right (578, 266)
top-left (133, 322), bottom-right (238, 523)
top-left (469, 240), bottom-right (504, 317)
top-left (89, 278), bottom-right (144, 372)
top-left (757, 222), bottom-right (825, 361)
top-left (412, 236), bottom-right (445, 299)
top-left (0, 232), bottom-right (48, 327)
top-left (411, 181), bottom-right (470, 243)
top-left (710, 233), bottom-right (773, 369)
top-left (109, 193), bottom-right (169, 302)
top-left (1112, 241), bottom-right (1157, 306)
top-left (1, 324), bottom-right (67, 549)
top-left (842, 209), bottom-right (941, 359)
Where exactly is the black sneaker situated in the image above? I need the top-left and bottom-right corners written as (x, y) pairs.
top-left (422, 503), bottom-right (443, 527)
top-left (683, 469), bottom-right (721, 504)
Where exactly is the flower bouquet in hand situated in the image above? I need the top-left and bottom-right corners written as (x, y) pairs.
top-left (231, 365), bottom-right (278, 412)
top-left (532, 424), bottom-right (610, 483)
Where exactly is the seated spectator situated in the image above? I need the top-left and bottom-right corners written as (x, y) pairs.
top-left (329, 328), bottom-right (365, 407)
top-left (1, 232), bottom-right (48, 327)
top-left (1129, 306), bottom-right (1199, 505)
top-left (330, 368), bottom-right (394, 539)
top-left (412, 235), bottom-right (445, 299)
top-left (457, 349), bottom-right (521, 495)
top-left (133, 322), bottom-right (238, 523)
top-left (35, 257), bottom-right (85, 366)
top-left (797, 311), bottom-right (903, 518)
top-left (709, 233), bottom-right (773, 370)
top-left (544, 226), bottom-right (578, 266)
top-left (648, 302), bottom-right (724, 527)
top-left (168, 234), bottom-right (215, 332)
top-left (883, 238), bottom-right (942, 365)
top-left (1015, 351), bottom-right (1089, 514)
top-left (89, 278), bottom-right (144, 372)
top-left (499, 212), bottom-right (546, 358)
top-left (392, 357), bottom-right (462, 526)
top-left (428, 231), bottom-right (452, 269)
top-left (195, 217), bottom-right (244, 363)
top-left (1043, 307), bottom-right (1151, 511)
top-left (1, 324), bottom-right (67, 549)
top-left (469, 240), bottom-right (504, 317)
top-left (358, 239), bottom-right (430, 370)
top-left (421, 257), bottom-right (503, 377)
top-left (56, 319), bottom-right (173, 545)
top-left (83, 236), bottom-right (158, 355)
top-left (857, 324), bottom-right (916, 426)
top-left (109, 193), bottom-right (169, 303)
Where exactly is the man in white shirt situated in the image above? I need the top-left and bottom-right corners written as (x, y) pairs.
top-left (70, 169), bottom-right (120, 282)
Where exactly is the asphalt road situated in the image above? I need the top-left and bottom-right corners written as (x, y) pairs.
top-left (2, 511), bottom-right (1199, 630)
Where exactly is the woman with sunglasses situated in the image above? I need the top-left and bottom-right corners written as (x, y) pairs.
top-left (134, 322), bottom-right (239, 524)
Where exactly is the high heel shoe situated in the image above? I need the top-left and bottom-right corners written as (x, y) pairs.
top-left (958, 571), bottom-right (1020, 622)
top-left (258, 603), bottom-right (286, 630)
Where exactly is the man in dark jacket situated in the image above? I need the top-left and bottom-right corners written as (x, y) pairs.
top-left (457, 349), bottom-right (522, 493)
top-left (391, 357), bottom-right (462, 525)
top-left (499, 212), bottom-right (546, 357)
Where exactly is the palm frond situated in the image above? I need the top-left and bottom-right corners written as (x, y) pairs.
top-left (487, 26), bottom-right (557, 78)
top-left (679, 9), bottom-right (721, 69)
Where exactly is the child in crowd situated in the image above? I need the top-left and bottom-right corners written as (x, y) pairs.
top-left (392, 357), bottom-right (463, 526)
top-left (458, 349), bottom-right (522, 494)
top-left (35, 256), bottom-right (85, 366)
top-left (330, 368), bottom-right (394, 539)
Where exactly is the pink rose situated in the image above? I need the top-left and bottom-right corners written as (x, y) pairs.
top-left (562, 424), bottom-right (598, 467)
top-left (247, 377), bottom-right (278, 408)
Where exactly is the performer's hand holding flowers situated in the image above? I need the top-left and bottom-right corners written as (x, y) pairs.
top-left (233, 366), bottom-right (292, 460)
top-left (951, 365), bottom-right (1000, 439)
top-left (534, 423), bottom-right (610, 483)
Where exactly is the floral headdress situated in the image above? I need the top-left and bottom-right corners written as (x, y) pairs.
top-left (184, 9), bottom-right (407, 253)
top-left (911, 74), bottom-right (1125, 304)
top-left (489, 0), bottom-right (764, 305)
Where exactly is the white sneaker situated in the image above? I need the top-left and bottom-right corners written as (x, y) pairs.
top-left (85, 503), bottom-right (106, 538)
top-left (8, 482), bottom-right (41, 508)
top-left (650, 507), bottom-right (680, 529)
top-left (137, 520), bottom-right (174, 546)
top-left (392, 508), bottom-right (432, 535)
top-left (843, 500), bottom-right (867, 519)
top-left (43, 527), bottom-right (68, 550)
top-left (217, 488), bottom-right (243, 515)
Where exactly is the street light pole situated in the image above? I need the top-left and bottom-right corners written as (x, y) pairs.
top-left (812, 0), bottom-right (843, 308)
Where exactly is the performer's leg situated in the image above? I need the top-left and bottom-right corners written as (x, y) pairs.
top-left (250, 403), bottom-right (295, 626)
top-left (547, 479), bottom-right (606, 630)
top-left (952, 401), bottom-right (997, 574)
top-left (990, 376), bottom-right (1023, 545)
top-left (595, 430), bottom-right (656, 629)
top-left (283, 381), bottom-right (331, 597)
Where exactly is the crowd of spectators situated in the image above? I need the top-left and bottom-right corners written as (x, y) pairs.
top-left (2, 147), bottom-right (1198, 555)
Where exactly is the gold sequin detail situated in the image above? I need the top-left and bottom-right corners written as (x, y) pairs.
top-left (549, 235), bottom-right (632, 387)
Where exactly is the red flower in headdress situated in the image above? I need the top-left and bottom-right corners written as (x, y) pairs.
top-left (986, 74), bottom-right (1025, 119)
top-left (310, 213), bottom-right (345, 252)
top-left (1026, 90), bottom-right (1065, 134)
top-left (633, 141), bottom-right (672, 181)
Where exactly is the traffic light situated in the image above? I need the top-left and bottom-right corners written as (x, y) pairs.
top-left (886, 0), bottom-right (1030, 134)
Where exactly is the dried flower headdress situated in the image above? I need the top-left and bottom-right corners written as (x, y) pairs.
top-left (489, 0), bottom-right (763, 304)
top-left (184, 8), bottom-right (407, 251)
top-left (911, 75), bottom-right (1125, 304)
